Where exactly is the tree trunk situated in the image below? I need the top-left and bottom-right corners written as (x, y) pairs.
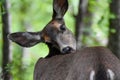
top-left (75, 0), bottom-right (89, 49)
top-left (108, 0), bottom-right (120, 59)
top-left (1, 0), bottom-right (11, 79)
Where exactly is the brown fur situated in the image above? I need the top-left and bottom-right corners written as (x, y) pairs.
top-left (34, 47), bottom-right (120, 80)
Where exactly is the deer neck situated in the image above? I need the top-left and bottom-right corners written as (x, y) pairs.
top-left (46, 43), bottom-right (61, 58)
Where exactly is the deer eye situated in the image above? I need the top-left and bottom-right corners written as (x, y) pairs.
top-left (60, 25), bottom-right (66, 31)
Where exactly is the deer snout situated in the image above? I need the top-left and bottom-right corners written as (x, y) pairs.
top-left (62, 46), bottom-right (75, 53)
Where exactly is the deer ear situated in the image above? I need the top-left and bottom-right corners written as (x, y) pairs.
top-left (8, 32), bottom-right (42, 47)
top-left (53, 0), bottom-right (68, 19)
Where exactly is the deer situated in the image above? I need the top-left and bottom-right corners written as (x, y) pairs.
top-left (8, 0), bottom-right (120, 80)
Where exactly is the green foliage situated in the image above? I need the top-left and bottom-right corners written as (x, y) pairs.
top-left (10, 45), bottom-right (23, 80)
top-left (83, 0), bottom-right (111, 46)
top-left (0, 0), bottom-right (7, 15)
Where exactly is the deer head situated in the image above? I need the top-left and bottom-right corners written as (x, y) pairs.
top-left (8, 0), bottom-right (76, 56)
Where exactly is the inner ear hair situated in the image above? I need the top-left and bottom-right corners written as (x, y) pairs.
top-left (52, 0), bottom-right (68, 19)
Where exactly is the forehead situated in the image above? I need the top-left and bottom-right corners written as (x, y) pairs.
top-left (49, 19), bottom-right (64, 28)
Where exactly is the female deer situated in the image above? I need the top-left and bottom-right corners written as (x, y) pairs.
top-left (8, 0), bottom-right (120, 80)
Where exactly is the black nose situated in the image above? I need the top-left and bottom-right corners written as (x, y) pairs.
top-left (62, 46), bottom-right (72, 53)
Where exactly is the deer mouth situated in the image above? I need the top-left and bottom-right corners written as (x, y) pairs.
top-left (46, 41), bottom-right (75, 54)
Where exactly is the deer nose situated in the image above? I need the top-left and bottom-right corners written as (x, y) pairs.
top-left (62, 46), bottom-right (72, 53)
